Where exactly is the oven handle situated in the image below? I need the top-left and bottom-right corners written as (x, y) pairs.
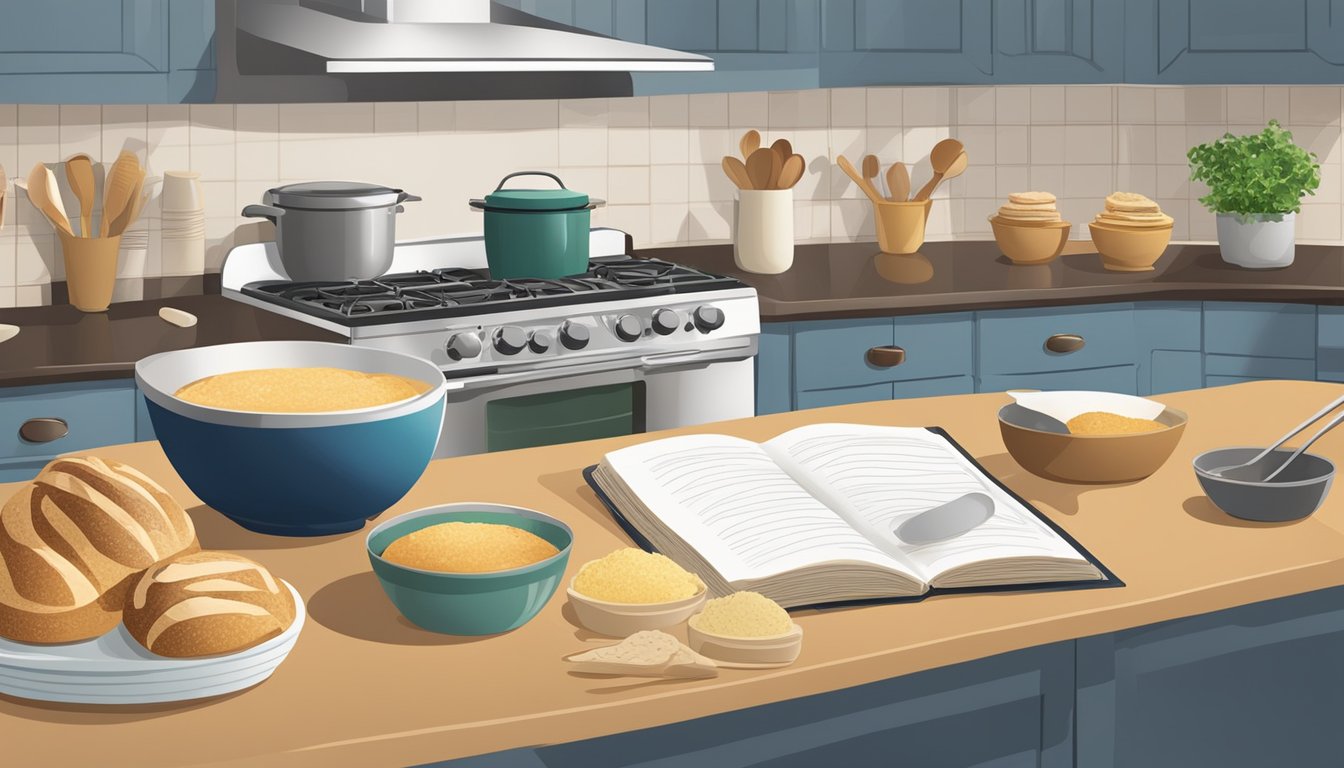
top-left (442, 343), bottom-right (753, 391)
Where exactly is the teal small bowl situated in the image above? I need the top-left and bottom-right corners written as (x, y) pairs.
top-left (366, 503), bottom-right (574, 635)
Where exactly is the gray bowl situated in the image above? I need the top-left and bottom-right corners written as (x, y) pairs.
top-left (1192, 447), bottom-right (1336, 522)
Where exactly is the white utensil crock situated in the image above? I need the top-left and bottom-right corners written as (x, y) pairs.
top-left (733, 189), bottom-right (794, 274)
top-left (1216, 212), bottom-right (1295, 268)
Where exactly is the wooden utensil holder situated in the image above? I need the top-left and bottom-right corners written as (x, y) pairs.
top-left (733, 189), bottom-right (794, 274)
top-left (875, 199), bottom-right (932, 255)
top-left (57, 230), bottom-right (121, 313)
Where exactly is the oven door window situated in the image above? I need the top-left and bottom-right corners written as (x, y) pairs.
top-left (485, 383), bottom-right (646, 453)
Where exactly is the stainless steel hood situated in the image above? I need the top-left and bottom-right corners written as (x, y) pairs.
top-left (235, 0), bottom-right (714, 74)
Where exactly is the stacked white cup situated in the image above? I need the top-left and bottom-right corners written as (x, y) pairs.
top-left (160, 171), bottom-right (205, 275)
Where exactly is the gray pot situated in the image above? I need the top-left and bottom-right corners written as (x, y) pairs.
top-left (1216, 212), bottom-right (1296, 269)
top-left (242, 181), bottom-right (420, 282)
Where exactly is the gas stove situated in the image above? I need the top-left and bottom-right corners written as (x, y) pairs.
top-left (221, 228), bottom-right (759, 457)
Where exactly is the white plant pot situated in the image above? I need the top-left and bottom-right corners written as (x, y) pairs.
top-left (1216, 212), bottom-right (1296, 269)
top-left (733, 190), bottom-right (794, 274)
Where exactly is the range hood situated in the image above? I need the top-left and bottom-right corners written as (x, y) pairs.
top-left (235, 0), bottom-right (714, 74)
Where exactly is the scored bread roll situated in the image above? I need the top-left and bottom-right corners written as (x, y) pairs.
top-left (123, 551), bottom-right (295, 658)
top-left (0, 456), bottom-right (199, 644)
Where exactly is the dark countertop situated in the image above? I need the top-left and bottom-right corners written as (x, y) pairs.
top-left (643, 241), bottom-right (1344, 321)
top-left (0, 295), bottom-right (342, 388)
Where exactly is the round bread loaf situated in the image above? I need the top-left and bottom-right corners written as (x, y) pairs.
top-left (123, 551), bottom-right (295, 658)
top-left (0, 456), bottom-right (199, 644)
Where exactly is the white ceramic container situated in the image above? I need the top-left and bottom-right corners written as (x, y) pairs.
top-left (1217, 212), bottom-right (1296, 268)
top-left (733, 189), bottom-right (794, 274)
top-left (161, 171), bottom-right (203, 212)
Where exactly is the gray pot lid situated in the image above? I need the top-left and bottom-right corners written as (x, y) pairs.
top-left (265, 181), bottom-right (409, 210)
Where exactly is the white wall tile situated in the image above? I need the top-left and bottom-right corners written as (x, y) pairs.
top-left (1063, 164), bottom-right (1114, 198)
top-left (1064, 125), bottom-right (1113, 164)
top-left (1155, 88), bottom-right (1186, 123)
top-left (904, 87), bottom-right (951, 126)
top-left (996, 87), bottom-right (1031, 124)
top-left (953, 125), bottom-right (995, 165)
top-left (609, 127), bottom-right (650, 166)
top-left (650, 94), bottom-right (689, 127)
top-left (1030, 126), bottom-right (1066, 165)
top-left (59, 105), bottom-right (101, 159)
top-left (995, 166), bottom-right (1031, 197)
top-left (374, 102), bottom-right (418, 134)
top-left (1227, 87), bottom-right (1264, 125)
top-left (1184, 88), bottom-right (1226, 124)
top-left (1265, 87), bottom-right (1291, 123)
top-left (995, 126), bottom-right (1030, 165)
top-left (1030, 87), bottom-right (1065, 123)
top-left (1066, 87), bottom-right (1112, 124)
top-left (456, 99), bottom-right (557, 131)
top-left (769, 90), bottom-right (828, 129)
top-left (649, 127), bottom-right (689, 165)
top-left (559, 127), bottom-right (608, 167)
top-left (1117, 125), bottom-right (1156, 164)
top-left (956, 87), bottom-right (995, 125)
top-left (1298, 202), bottom-right (1343, 241)
top-left (650, 165), bottom-right (687, 205)
top-left (688, 93), bottom-right (728, 127)
top-left (866, 88), bottom-right (902, 126)
top-left (1290, 87), bottom-right (1343, 126)
top-left (1117, 87), bottom-right (1156, 123)
top-left (830, 88), bottom-right (866, 128)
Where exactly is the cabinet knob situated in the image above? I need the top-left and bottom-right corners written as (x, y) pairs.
top-left (19, 417), bottom-right (68, 444)
top-left (866, 346), bottom-right (906, 368)
top-left (1045, 334), bottom-right (1085, 354)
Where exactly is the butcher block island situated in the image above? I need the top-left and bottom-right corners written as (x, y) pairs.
top-left (5, 381), bottom-right (1344, 768)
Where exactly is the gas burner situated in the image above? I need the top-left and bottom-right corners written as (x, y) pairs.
top-left (241, 255), bottom-right (746, 327)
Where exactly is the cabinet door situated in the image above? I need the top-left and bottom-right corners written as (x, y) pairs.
top-left (819, 0), bottom-right (995, 85)
top-left (1135, 302), bottom-right (1203, 395)
top-left (1316, 306), bottom-right (1344, 382)
top-left (991, 0), bottom-right (1126, 83)
top-left (520, 642), bottom-right (1076, 768)
top-left (0, 380), bottom-right (137, 483)
top-left (1076, 587), bottom-right (1344, 768)
top-left (978, 304), bottom-right (1139, 380)
top-left (979, 364), bottom-right (1141, 395)
top-left (1126, 0), bottom-right (1344, 83)
top-left (796, 382), bottom-right (893, 409)
top-left (1204, 302), bottom-right (1317, 361)
top-left (0, 0), bottom-right (215, 103)
top-left (756, 323), bottom-right (794, 415)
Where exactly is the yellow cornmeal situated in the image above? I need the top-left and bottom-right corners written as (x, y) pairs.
top-left (174, 367), bottom-right (430, 413)
top-left (1067, 411), bottom-right (1165, 435)
top-left (689, 591), bottom-right (792, 638)
top-left (381, 522), bottom-right (559, 573)
top-left (573, 548), bottom-right (703, 604)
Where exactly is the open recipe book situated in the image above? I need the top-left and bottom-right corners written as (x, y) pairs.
top-left (585, 424), bottom-right (1120, 609)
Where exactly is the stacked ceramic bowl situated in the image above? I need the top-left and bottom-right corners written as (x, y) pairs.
top-left (1088, 192), bottom-right (1174, 272)
top-left (160, 171), bottom-right (205, 275)
top-left (988, 191), bottom-right (1072, 265)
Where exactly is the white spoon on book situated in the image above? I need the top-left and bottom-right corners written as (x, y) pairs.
top-left (895, 492), bottom-right (995, 545)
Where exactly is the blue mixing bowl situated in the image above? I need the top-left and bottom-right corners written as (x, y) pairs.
top-left (135, 341), bottom-right (446, 537)
top-left (367, 503), bottom-right (574, 635)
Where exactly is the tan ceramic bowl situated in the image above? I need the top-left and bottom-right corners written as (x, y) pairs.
top-left (566, 573), bottom-right (707, 637)
top-left (686, 619), bottom-right (804, 668)
top-left (998, 404), bottom-right (1188, 484)
top-left (989, 217), bottom-right (1071, 265)
top-left (1089, 221), bottom-right (1173, 272)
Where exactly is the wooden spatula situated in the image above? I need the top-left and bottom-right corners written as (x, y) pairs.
top-left (24, 163), bottom-right (74, 236)
top-left (886, 161), bottom-right (910, 201)
top-left (107, 166), bottom-right (145, 237)
top-left (100, 151), bottom-right (141, 237)
top-left (65, 154), bottom-right (96, 237)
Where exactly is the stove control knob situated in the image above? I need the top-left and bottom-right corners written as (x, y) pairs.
top-left (559, 320), bottom-right (590, 350)
top-left (615, 314), bottom-right (643, 342)
top-left (492, 326), bottom-right (527, 355)
top-left (528, 330), bottom-right (553, 354)
top-left (445, 332), bottom-right (482, 361)
top-left (693, 305), bottom-right (725, 334)
top-left (651, 308), bottom-right (679, 336)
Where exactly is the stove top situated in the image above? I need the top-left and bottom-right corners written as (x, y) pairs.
top-left (240, 255), bottom-right (747, 327)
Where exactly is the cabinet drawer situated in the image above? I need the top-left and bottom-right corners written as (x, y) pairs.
top-left (979, 364), bottom-right (1140, 395)
top-left (1204, 302), bottom-right (1316, 359)
top-left (978, 304), bottom-right (1137, 375)
top-left (793, 314), bottom-right (973, 391)
top-left (0, 380), bottom-right (136, 461)
top-left (1204, 354), bottom-right (1315, 381)
top-left (796, 383), bottom-right (893, 410)
top-left (1317, 307), bottom-right (1344, 381)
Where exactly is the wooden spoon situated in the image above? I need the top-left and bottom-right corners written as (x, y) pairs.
top-left (65, 154), bottom-right (96, 238)
top-left (739, 129), bottom-right (761, 161)
top-left (836, 155), bottom-right (884, 205)
top-left (912, 139), bottom-right (967, 202)
top-left (776, 154), bottom-right (805, 189)
top-left (886, 161), bottom-right (910, 201)
top-left (771, 138), bottom-right (793, 161)
top-left (745, 148), bottom-right (776, 191)
top-left (721, 155), bottom-right (753, 190)
top-left (107, 166), bottom-right (146, 237)
top-left (767, 146), bottom-right (784, 189)
top-left (862, 154), bottom-right (881, 195)
top-left (24, 163), bottom-right (73, 236)
top-left (101, 151), bottom-right (141, 237)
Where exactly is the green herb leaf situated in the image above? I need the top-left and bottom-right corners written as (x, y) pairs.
top-left (1187, 120), bottom-right (1320, 215)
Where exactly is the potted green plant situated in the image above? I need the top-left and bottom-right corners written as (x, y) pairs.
top-left (1187, 120), bottom-right (1321, 268)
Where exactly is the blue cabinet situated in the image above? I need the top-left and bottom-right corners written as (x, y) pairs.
top-left (1203, 302), bottom-right (1317, 388)
top-left (978, 304), bottom-right (1142, 395)
top-left (1135, 303), bottom-right (1204, 395)
top-left (1126, 0), bottom-right (1344, 84)
top-left (1315, 306), bottom-right (1344, 382)
top-left (0, 1), bottom-right (215, 103)
top-left (1077, 586), bottom-right (1344, 768)
top-left (0, 380), bottom-right (138, 482)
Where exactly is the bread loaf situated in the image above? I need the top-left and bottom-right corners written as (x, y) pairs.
top-left (123, 551), bottom-right (295, 658)
top-left (0, 456), bottom-right (199, 644)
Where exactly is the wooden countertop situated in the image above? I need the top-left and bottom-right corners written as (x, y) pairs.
top-left (643, 241), bottom-right (1344, 320)
top-left (5, 381), bottom-right (1344, 767)
top-left (0, 295), bottom-right (342, 388)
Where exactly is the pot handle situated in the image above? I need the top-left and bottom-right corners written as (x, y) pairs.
top-left (494, 171), bottom-right (567, 191)
top-left (242, 204), bottom-right (285, 222)
top-left (397, 192), bottom-right (422, 204)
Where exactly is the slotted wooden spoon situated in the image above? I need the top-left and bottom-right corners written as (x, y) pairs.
top-left (101, 151), bottom-right (141, 237)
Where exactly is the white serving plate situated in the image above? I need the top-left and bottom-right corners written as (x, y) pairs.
top-left (0, 582), bottom-right (304, 705)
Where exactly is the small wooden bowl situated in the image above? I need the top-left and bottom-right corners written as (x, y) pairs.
top-left (989, 217), bottom-right (1071, 265)
top-left (998, 404), bottom-right (1188, 484)
top-left (566, 576), bottom-right (707, 637)
top-left (1089, 221), bottom-right (1173, 272)
top-left (686, 620), bottom-right (803, 668)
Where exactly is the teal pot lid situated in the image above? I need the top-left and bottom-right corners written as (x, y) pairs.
top-left (479, 171), bottom-right (591, 212)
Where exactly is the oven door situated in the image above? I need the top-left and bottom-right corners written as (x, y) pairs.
top-left (434, 345), bottom-right (756, 457)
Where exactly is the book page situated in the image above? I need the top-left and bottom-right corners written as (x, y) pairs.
top-left (600, 434), bottom-right (916, 585)
top-left (762, 424), bottom-right (1093, 583)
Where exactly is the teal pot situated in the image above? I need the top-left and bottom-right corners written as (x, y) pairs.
top-left (1216, 212), bottom-right (1296, 268)
top-left (470, 172), bottom-right (604, 279)
top-left (366, 503), bottom-right (573, 635)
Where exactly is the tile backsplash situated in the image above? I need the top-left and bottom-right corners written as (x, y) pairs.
top-left (1, 85), bottom-right (1342, 307)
